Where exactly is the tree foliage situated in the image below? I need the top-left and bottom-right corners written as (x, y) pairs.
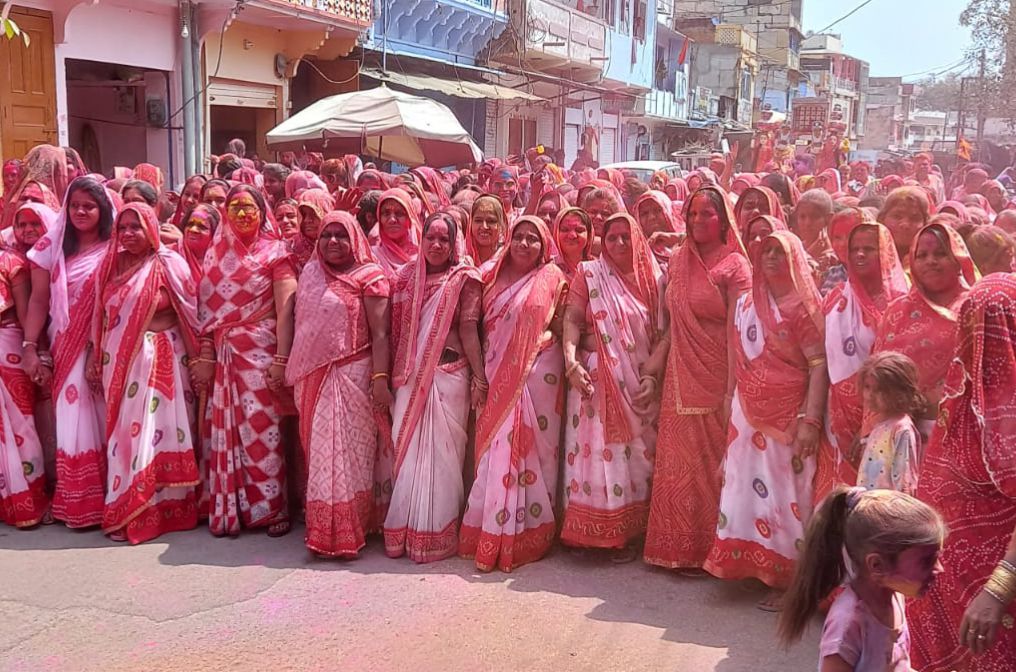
top-left (914, 73), bottom-right (964, 112)
top-left (961, 0), bottom-right (1016, 123)
top-left (1, 1), bottom-right (31, 47)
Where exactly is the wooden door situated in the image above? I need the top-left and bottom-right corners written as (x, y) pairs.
top-left (0, 8), bottom-right (57, 160)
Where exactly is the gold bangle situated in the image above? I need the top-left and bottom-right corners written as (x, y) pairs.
top-left (807, 355), bottom-right (827, 368)
top-left (984, 564), bottom-right (1016, 604)
top-left (371, 372), bottom-right (389, 382)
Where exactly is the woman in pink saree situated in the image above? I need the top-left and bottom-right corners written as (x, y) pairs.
top-left (286, 211), bottom-right (390, 558)
top-left (634, 190), bottom-right (685, 266)
top-left (373, 189), bottom-right (421, 278)
top-left (92, 203), bottom-right (200, 543)
top-left (468, 195), bottom-right (507, 268)
top-left (551, 206), bottom-right (593, 280)
top-left (824, 215), bottom-right (908, 484)
top-left (291, 188), bottom-right (334, 276)
top-left (560, 212), bottom-right (663, 558)
top-left (384, 212), bottom-right (484, 563)
top-left (459, 216), bottom-right (568, 572)
top-left (0, 207), bottom-right (49, 528)
top-left (23, 176), bottom-right (115, 528)
top-left (192, 184), bottom-right (297, 538)
top-left (703, 231), bottom-right (831, 609)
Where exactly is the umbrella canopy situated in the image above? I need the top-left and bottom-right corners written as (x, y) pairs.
top-left (266, 85), bottom-right (483, 167)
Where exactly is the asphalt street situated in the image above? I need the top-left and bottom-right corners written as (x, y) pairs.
top-left (0, 525), bottom-right (819, 671)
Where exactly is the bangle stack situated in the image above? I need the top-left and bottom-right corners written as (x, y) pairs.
top-left (272, 354), bottom-right (289, 366)
top-left (189, 356), bottom-right (215, 366)
top-left (984, 560), bottom-right (1016, 605)
top-left (800, 417), bottom-right (823, 431)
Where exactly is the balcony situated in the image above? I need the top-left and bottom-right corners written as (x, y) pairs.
top-left (644, 88), bottom-right (688, 121)
top-left (251, 0), bottom-right (372, 27)
top-left (715, 24), bottom-right (756, 54)
top-left (816, 71), bottom-right (857, 95)
top-left (490, 0), bottom-right (607, 80)
top-left (371, 0), bottom-right (508, 66)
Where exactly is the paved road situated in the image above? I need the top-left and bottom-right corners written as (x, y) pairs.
top-left (1, 525), bottom-right (819, 672)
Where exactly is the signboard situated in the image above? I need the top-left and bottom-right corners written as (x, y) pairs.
top-left (791, 97), bottom-right (829, 134)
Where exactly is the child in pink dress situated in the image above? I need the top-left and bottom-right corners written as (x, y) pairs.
top-left (779, 487), bottom-right (945, 671)
top-left (857, 351), bottom-right (925, 495)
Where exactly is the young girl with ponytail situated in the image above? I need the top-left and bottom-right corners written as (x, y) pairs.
top-left (779, 487), bottom-right (945, 671)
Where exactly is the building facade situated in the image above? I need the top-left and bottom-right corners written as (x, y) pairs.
top-left (800, 33), bottom-right (868, 143)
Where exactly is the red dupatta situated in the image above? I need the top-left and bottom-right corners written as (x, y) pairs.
top-left (737, 230), bottom-right (823, 443)
top-left (411, 167), bottom-right (451, 209)
top-left (734, 185), bottom-right (786, 237)
top-left (94, 203), bottom-right (199, 432)
top-left (474, 216), bottom-right (566, 463)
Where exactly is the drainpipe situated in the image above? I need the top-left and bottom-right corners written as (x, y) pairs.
top-left (191, 4), bottom-right (204, 172)
top-left (180, 0), bottom-right (196, 177)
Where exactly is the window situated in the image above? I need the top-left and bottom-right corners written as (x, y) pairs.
top-left (634, 0), bottom-right (647, 41)
top-left (508, 117), bottom-right (538, 156)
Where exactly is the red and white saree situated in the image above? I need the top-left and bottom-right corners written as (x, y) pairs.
top-left (198, 207), bottom-right (295, 536)
top-left (384, 257), bottom-right (481, 562)
top-left (459, 217), bottom-right (567, 572)
top-left (824, 221), bottom-right (907, 483)
top-left (28, 179), bottom-right (112, 527)
top-left (95, 203), bottom-right (201, 543)
top-left (0, 250), bottom-right (47, 528)
top-left (561, 213), bottom-right (663, 549)
top-left (704, 231), bottom-right (830, 589)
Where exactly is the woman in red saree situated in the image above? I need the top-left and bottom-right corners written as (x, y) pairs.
top-left (908, 274), bottom-right (1016, 672)
top-left (703, 231), bottom-right (831, 608)
top-left (23, 176), bottom-right (115, 528)
top-left (92, 203), bottom-right (200, 543)
top-left (291, 188), bottom-right (334, 275)
top-left (459, 215), bottom-right (567, 572)
top-left (635, 190), bottom-right (685, 266)
top-left (384, 212), bottom-right (484, 563)
top-left (1, 145), bottom-right (71, 231)
top-left (551, 206), bottom-right (593, 280)
top-left (643, 186), bottom-right (751, 570)
top-left (193, 184), bottom-right (297, 537)
top-left (468, 195), bottom-right (507, 268)
top-left (873, 218), bottom-right (976, 439)
top-left (372, 189), bottom-right (421, 278)
top-left (824, 215), bottom-right (908, 484)
top-left (286, 211), bottom-right (390, 557)
top-left (879, 186), bottom-right (931, 274)
top-left (733, 185), bottom-right (785, 238)
top-left (560, 212), bottom-right (663, 558)
top-left (0, 206), bottom-right (49, 528)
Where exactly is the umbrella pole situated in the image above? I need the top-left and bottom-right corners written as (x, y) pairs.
top-left (379, 136), bottom-right (384, 164)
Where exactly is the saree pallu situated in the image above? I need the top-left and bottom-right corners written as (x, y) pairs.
top-left (0, 324), bottom-right (47, 527)
top-left (385, 264), bottom-right (477, 563)
top-left (206, 316), bottom-right (290, 535)
top-left (560, 260), bottom-right (658, 549)
top-left (909, 276), bottom-right (1016, 672)
top-left (49, 246), bottom-right (108, 527)
top-left (459, 267), bottom-right (566, 572)
top-left (824, 282), bottom-right (876, 485)
top-left (645, 250), bottom-right (751, 568)
top-left (295, 354), bottom-right (376, 557)
top-left (102, 329), bottom-right (199, 543)
top-left (703, 293), bottom-right (828, 590)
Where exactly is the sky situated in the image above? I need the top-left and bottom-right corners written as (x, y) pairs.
top-left (803, 0), bottom-right (974, 79)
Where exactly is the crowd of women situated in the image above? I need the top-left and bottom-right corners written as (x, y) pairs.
top-left (0, 144), bottom-right (1014, 670)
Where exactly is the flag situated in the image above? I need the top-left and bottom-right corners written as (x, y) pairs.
top-left (676, 38), bottom-right (689, 66)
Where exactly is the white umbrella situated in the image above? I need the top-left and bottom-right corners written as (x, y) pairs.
top-left (266, 85), bottom-right (483, 167)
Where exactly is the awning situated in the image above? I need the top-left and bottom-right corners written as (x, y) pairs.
top-left (359, 68), bottom-right (542, 102)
